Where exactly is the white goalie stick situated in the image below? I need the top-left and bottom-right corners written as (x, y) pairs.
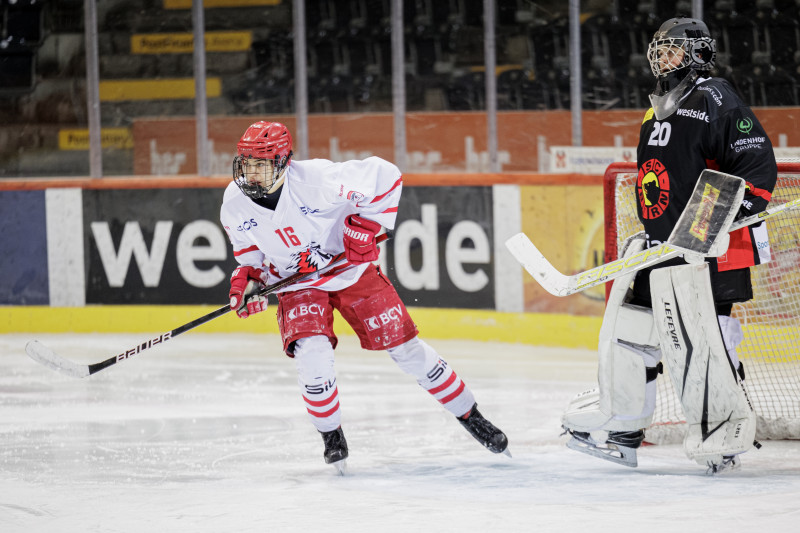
top-left (506, 194), bottom-right (800, 298)
top-left (26, 233), bottom-right (390, 379)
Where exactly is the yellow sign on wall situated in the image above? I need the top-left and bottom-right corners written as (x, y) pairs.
top-left (131, 31), bottom-right (252, 54)
top-left (58, 128), bottom-right (133, 150)
top-left (163, 0), bottom-right (281, 8)
top-left (99, 78), bottom-right (222, 101)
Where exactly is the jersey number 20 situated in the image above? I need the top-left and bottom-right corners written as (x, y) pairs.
top-left (648, 122), bottom-right (672, 147)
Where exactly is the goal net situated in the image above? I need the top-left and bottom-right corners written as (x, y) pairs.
top-left (604, 160), bottom-right (800, 443)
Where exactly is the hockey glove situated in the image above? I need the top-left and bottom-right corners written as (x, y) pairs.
top-left (343, 214), bottom-right (381, 263)
top-left (229, 266), bottom-right (268, 318)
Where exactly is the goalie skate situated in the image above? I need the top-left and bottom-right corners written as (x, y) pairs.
top-left (564, 429), bottom-right (643, 468)
top-left (705, 455), bottom-right (741, 475)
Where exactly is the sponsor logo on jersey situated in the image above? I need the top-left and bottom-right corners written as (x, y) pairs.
top-left (736, 117), bottom-right (753, 134)
top-left (363, 304), bottom-right (403, 331)
top-left (287, 243), bottom-right (333, 273)
top-left (698, 85), bottom-right (723, 106)
top-left (637, 158), bottom-right (671, 219)
top-left (236, 218), bottom-right (258, 231)
top-left (299, 206), bottom-right (320, 215)
top-left (675, 108), bottom-right (710, 122)
top-left (729, 136), bottom-right (766, 153)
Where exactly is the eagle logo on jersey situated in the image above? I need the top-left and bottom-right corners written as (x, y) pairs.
top-left (287, 243), bottom-right (334, 273)
top-left (637, 158), bottom-right (671, 219)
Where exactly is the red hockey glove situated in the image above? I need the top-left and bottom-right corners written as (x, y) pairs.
top-left (229, 266), bottom-right (268, 318)
top-left (343, 214), bottom-right (381, 264)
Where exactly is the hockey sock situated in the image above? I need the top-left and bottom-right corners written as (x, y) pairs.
top-left (388, 338), bottom-right (475, 417)
top-left (294, 335), bottom-right (341, 432)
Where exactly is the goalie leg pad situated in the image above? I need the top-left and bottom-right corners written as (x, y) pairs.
top-left (562, 236), bottom-right (661, 435)
top-left (649, 263), bottom-right (757, 468)
top-left (562, 304), bottom-right (662, 433)
top-left (562, 238), bottom-right (662, 467)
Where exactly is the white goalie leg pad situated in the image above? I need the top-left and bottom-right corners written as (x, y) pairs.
top-left (649, 263), bottom-right (757, 467)
top-left (562, 304), bottom-right (661, 433)
top-left (563, 237), bottom-right (662, 434)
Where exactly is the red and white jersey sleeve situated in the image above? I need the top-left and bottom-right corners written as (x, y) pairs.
top-left (220, 156), bottom-right (402, 293)
top-left (334, 156), bottom-right (403, 230)
top-left (220, 182), bottom-right (267, 272)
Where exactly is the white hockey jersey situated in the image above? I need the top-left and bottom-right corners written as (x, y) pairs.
top-left (220, 156), bottom-right (402, 293)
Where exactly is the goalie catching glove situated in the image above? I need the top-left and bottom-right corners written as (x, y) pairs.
top-left (343, 214), bottom-right (381, 263)
top-left (229, 266), bottom-right (268, 318)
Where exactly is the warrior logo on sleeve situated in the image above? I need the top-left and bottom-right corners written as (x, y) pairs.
top-left (637, 158), bottom-right (671, 219)
top-left (288, 243), bottom-right (334, 273)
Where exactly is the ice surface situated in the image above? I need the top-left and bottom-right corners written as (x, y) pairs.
top-left (2, 333), bottom-right (800, 532)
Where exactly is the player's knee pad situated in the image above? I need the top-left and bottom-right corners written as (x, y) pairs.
top-left (293, 335), bottom-right (336, 385)
top-left (387, 336), bottom-right (438, 380)
top-left (563, 237), bottom-right (662, 434)
top-left (649, 263), bottom-right (756, 464)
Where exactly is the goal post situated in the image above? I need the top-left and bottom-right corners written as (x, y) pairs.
top-left (603, 161), bottom-right (800, 443)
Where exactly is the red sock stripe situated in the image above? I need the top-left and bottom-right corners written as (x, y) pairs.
top-left (303, 388), bottom-right (338, 408)
top-left (427, 372), bottom-right (457, 395)
top-left (307, 401), bottom-right (340, 418)
top-left (439, 381), bottom-right (466, 405)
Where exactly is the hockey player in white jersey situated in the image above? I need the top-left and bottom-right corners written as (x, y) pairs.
top-left (220, 121), bottom-right (508, 471)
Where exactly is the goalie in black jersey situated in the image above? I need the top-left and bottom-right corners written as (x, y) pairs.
top-left (561, 17), bottom-right (777, 473)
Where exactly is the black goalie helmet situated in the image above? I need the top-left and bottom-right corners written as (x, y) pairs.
top-left (647, 17), bottom-right (716, 79)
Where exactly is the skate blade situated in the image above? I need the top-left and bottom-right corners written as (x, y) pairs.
top-left (566, 435), bottom-right (638, 468)
top-left (331, 459), bottom-right (347, 476)
top-left (705, 455), bottom-right (740, 475)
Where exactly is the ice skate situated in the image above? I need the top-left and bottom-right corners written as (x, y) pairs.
top-left (320, 426), bottom-right (348, 474)
top-left (458, 403), bottom-right (510, 456)
top-left (564, 428), bottom-right (643, 468)
top-left (705, 454), bottom-right (741, 475)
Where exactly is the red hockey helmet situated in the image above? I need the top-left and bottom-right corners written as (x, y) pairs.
top-left (233, 121), bottom-right (293, 199)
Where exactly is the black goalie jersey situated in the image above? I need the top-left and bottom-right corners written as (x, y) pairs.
top-left (634, 76), bottom-right (777, 306)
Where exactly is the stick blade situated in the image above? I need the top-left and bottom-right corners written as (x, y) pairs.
top-left (505, 232), bottom-right (573, 297)
top-left (26, 340), bottom-right (90, 379)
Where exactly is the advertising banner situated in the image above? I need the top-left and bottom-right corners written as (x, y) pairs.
top-left (0, 190), bottom-right (49, 305)
top-left (519, 184), bottom-right (606, 317)
top-left (384, 186), bottom-right (495, 309)
top-left (83, 188), bottom-right (236, 304)
top-left (77, 185), bottom-right (496, 309)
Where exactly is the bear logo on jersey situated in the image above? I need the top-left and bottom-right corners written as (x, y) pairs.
top-left (637, 158), bottom-right (671, 219)
top-left (287, 243), bottom-right (334, 273)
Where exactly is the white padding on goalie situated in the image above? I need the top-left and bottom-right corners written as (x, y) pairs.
top-left (562, 237), bottom-right (661, 433)
top-left (649, 263), bottom-right (757, 464)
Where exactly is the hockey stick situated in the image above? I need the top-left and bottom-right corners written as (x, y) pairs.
top-left (506, 195), bottom-right (800, 297)
top-left (26, 233), bottom-right (389, 378)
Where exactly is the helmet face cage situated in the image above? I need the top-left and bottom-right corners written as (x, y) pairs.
top-left (232, 153), bottom-right (290, 200)
top-left (647, 35), bottom-right (716, 77)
